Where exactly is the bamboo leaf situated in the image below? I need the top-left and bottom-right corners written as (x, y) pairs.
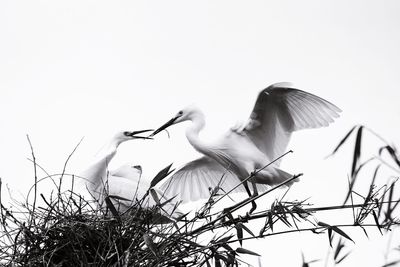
top-left (359, 225), bottom-right (369, 238)
top-left (386, 183), bottom-right (395, 221)
top-left (317, 221), bottom-right (331, 227)
top-left (328, 228), bottom-right (333, 247)
top-left (149, 188), bottom-right (160, 206)
top-left (301, 252), bottom-right (308, 267)
top-left (176, 211), bottom-right (190, 221)
top-left (331, 226), bottom-right (354, 243)
top-left (336, 251), bottom-right (351, 264)
top-left (218, 235), bottom-right (235, 244)
top-left (235, 223), bottom-right (244, 246)
top-left (318, 221), bottom-right (334, 247)
top-left (372, 210), bottom-right (383, 235)
top-left (221, 243), bottom-right (234, 252)
top-left (276, 213), bottom-right (292, 227)
top-left (334, 238), bottom-right (345, 260)
top-left (382, 260), bottom-right (400, 267)
top-left (158, 195), bottom-right (177, 209)
top-left (259, 225), bottom-right (266, 236)
top-left (351, 126), bottom-right (363, 178)
top-left (104, 196), bottom-right (121, 222)
top-left (150, 163), bottom-right (175, 187)
top-left (329, 126), bottom-right (358, 156)
top-left (235, 247), bottom-right (260, 256)
top-left (300, 252), bottom-right (320, 267)
top-left (238, 222), bottom-right (255, 237)
top-left (268, 212), bottom-right (273, 232)
top-left (143, 233), bottom-right (158, 258)
top-left (379, 145), bottom-right (400, 168)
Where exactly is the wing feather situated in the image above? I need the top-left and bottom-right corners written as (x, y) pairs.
top-left (297, 93), bottom-right (336, 126)
top-left (160, 157), bottom-right (250, 203)
top-left (243, 83), bottom-right (341, 163)
top-left (292, 94), bottom-right (325, 127)
top-left (289, 96), bottom-right (316, 127)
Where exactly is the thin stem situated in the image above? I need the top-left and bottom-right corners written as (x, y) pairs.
top-left (58, 137), bottom-right (84, 192)
top-left (212, 150), bottom-right (293, 207)
top-left (168, 222), bottom-right (397, 264)
top-left (188, 174), bottom-right (301, 237)
top-left (227, 174), bottom-right (301, 214)
top-left (26, 135), bottom-right (38, 228)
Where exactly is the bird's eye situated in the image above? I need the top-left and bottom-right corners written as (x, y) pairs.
top-left (178, 111), bottom-right (183, 115)
top-left (123, 131), bottom-right (131, 136)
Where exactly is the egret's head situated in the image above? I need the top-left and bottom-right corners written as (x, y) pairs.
top-left (113, 129), bottom-right (153, 143)
top-left (151, 105), bottom-right (202, 136)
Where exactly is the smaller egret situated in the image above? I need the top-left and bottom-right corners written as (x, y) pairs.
top-left (151, 83), bottom-right (341, 211)
top-left (80, 130), bottom-right (181, 220)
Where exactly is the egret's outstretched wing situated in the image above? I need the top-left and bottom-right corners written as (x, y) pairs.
top-left (243, 83), bottom-right (341, 164)
top-left (160, 157), bottom-right (268, 203)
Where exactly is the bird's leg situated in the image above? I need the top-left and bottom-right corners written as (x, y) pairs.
top-left (248, 181), bottom-right (259, 214)
top-left (243, 180), bottom-right (252, 196)
top-left (243, 181), bottom-right (257, 214)
top-left (251, 181), bottom-right (258, 196)
top-left (221, 181), bottom-right (257, 217)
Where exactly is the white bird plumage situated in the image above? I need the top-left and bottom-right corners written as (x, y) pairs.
top-left (152, 83), bottom-right (341, 204)
top-left (80, 130), bottom-right (181, 219)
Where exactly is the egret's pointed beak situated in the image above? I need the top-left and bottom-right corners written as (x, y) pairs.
top-left (150, 116), bottom-right (179, 136)
top-left (126, 129), bottom-right (154, 139)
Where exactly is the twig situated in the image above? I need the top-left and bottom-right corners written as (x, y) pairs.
top-left (26, 135), bottom-right (38, 228)
top-left (212, 150), bottom-right (293, 207)
top-left (227, 174), bottom-right (302, 214)
top-left (58, 137), bottom-right (84, 193)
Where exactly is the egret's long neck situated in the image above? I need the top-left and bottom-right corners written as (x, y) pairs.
top-left (100, 139), bottom-right (121, 165)
top-left (185, 113), bottom-right (209, 154)
top-left (83, 138), bottom-right (121, 193)
top-left (96, 136), bottom-right (123, 164)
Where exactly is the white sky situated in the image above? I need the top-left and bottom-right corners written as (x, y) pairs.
top-left (1, 1), bottom-right (400, 266)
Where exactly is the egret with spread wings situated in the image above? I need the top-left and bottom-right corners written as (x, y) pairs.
top-left (151, 83), bottom-right (341, 210)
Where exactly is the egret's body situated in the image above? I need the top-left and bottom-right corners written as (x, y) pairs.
top-left (152, 83), bottom-right (341, 204)
top-left (80, 131), bottom-right (181, 219)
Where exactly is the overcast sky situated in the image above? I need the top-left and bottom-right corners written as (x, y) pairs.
top-left (1, 1), bottom-right (400, 266)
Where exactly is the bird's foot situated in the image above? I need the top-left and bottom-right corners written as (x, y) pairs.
top-left (249, 201), bottom-right (257, 214)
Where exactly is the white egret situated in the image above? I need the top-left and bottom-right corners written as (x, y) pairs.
top-left (80, 130), bottom-right (181, 219)
top-left (151, 83), bottom-right (341, 210)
